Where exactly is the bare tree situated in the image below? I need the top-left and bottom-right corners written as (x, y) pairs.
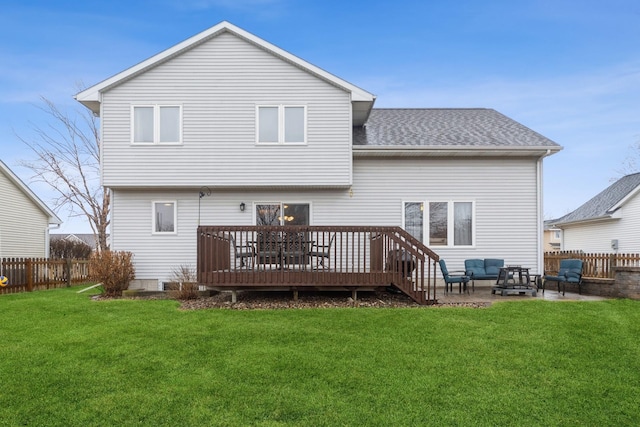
top-left (17, 96), bottom-right (110, 250)
top-left (615, 137), bottom-right (640, 179)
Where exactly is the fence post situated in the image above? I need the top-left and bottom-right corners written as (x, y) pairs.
top-left (26, 259), bottom-right (33, 292)
top-left (609, 253), bottom-right (617, 279)
top-left (66, 259), bottom-right (72, 287)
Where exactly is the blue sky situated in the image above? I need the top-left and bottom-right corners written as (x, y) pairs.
top-left (1, 0), bottom-right (639, 232)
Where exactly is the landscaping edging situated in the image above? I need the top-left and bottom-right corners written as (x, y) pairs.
top-left (558, 267), bottom-right (640, 299)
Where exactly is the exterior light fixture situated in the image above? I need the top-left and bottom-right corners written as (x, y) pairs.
top-left (240, 202), bottom-right (246, 212)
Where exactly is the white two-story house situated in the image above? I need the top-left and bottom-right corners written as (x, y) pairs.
top-left (75, 21), bottom-right (561, 292)
top-left (0, 160), bottom-right (61, 258)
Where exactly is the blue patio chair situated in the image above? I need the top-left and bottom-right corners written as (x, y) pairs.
top-left (439, 259), bottom-right (471, 294)
top-left (544, 259), bottom-right (584, 296)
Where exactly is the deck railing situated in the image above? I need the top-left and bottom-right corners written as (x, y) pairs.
top-left (197, 226), bottom-right (440, 304)
top-left (0, 258), bottom-right (90, 295)
top-left (544, 251), bottom-right (640, 279)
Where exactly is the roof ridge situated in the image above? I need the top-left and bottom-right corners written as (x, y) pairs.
top-left (371, 107), bottom-right (492, 111)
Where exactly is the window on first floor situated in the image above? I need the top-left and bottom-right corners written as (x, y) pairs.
top-left (255, 203), bottom-right (310, 225)
top-left (153, 201), bottom-right (176, 234)
top-left (403, 201), bottom-right (474, 247)
top-left (132, 105), bottom-right (181, 144)
top-left (257, 105), bottom-right (306, 144)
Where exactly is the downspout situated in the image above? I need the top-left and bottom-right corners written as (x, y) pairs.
top-left (537, 150), bottom-right (552, 274)
top-left (46, 223), bottom-right (61, 258)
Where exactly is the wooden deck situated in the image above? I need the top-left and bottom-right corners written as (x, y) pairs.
top-left (197, 226), bottom-right (440, 304)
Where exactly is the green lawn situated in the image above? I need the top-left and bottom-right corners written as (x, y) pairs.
top-left (1, 287), bottom-right (639, 426)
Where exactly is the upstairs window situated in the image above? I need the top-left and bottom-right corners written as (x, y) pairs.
top-left (257, 105), bottom-right (306, 144)
top-left (132, 105), bottom-right (181, 144)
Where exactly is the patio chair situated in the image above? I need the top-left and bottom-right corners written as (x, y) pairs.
top-left (229, 234), bottom-right (255, 268)
top-left (281, 231), bottom-right (311, 268)
top-left (309, 233), bottom-right (335, 269)
top-left (439, 259), bottom-right (470, 294)
top-left (255, 231), bottom-right (281, 266)
top-left (544, 259), bottom-right (584, 296)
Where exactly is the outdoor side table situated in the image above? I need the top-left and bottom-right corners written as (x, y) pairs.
top-left (491, 265), bottom-right (538, 297)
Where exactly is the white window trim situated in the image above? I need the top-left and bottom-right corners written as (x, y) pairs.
top-left (426, 200), bottom-right (476, 248)
top-left (255, 105), bottom-right (307, 145)
top-left (252, 201), bottom-right (312, 225)
top-left (152, 201), bottom-right (177, 235)
top-left (402, 201), bottom-right (424, 242)
top-left (403, 200), bottom-right (476, 248)
top-left (131, 104), bottom-right (183, 145)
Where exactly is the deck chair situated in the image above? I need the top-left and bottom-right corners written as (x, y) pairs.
top-left (255, 231), bottom-right (281, 266)
top-left (229, 234), bottom-right (255, 268)
top-left (544, 259), bottom-right (584, 296)
top-left (309, 234), bottom-right (335, 269)
top-left (439, 259), bottom-right (470, 294)
top-left (281, 231), bottom-right (310, 268)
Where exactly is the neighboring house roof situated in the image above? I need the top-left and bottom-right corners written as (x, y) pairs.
top-left (353, 108), bottom-right (561, 156)
top-left (0, 160), bottom-right (61, 225)
top-left (543, 220), bottom-right (561, 231)
top-left (50, 233), bottom-right (106, 248)
top-left (75, 21), bottom-right (376, 126)
top-left (552, 172), bottom-right (640, 226)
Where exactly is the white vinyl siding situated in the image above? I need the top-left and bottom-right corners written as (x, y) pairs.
top-left (0, 171), bottom-right (50, 258)
top-left (110, 157), bottom-right (543, 288)
top-left (102, 32), bottom-right (351, 188)
top-left (562, 191), bottom-right (640, 253)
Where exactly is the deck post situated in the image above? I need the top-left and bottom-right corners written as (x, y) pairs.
top-left (292, 288), bottom-right (298, 301)
top-left (352, 288), bottom-right (357, 302)
top-left (231, 290), bottom-right (237, 303)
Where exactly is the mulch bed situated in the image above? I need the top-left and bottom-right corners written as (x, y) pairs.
top-left (177, 289), bottom-right (491, 310)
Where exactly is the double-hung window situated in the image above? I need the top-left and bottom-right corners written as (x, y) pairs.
top-left (132, 105), bottom-right (182, 144)
top-left (153, 201), bottom-right (177, 234)
top-left (257, 105), bottom-right (306, 144)
top-left (403, 201), bottom-right (474, 247)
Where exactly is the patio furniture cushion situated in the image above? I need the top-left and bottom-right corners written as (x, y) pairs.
top-left (544, 259), bottom-right (584, 295)
top-left (464, 258), bottom-right (504, 280)
top-left (439, 259), bottom-right (470, 294)
top-left (484, 259), bottom-right (504, 276)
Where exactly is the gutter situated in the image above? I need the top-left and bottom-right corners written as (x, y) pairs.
top-left (352, 145), bottom-right (563, 157)
top-left (553, 215), bottom-right (617, 228)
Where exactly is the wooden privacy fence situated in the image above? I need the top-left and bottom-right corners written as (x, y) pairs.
top-left (544, 251), bottom-right (640, 279)
top-left (0, 258), bottom-right (90, 295)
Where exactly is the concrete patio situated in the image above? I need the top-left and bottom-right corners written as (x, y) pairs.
top-left (437, 283), bottom-right (608, 303)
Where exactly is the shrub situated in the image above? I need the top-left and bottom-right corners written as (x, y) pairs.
top-left (50, 238), bottom-right (93, 259)
top-left (89, 250), bottom-right (135, 297)
top-left (167, 264), bottom-right (200, 300)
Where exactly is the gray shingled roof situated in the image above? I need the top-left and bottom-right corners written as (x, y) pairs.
top-left (353, 108), bottom-right (560, 147)
top-left (553, 173), bottom-right (640, 225)
top-left (51, 233), bottom-right (105, 248)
